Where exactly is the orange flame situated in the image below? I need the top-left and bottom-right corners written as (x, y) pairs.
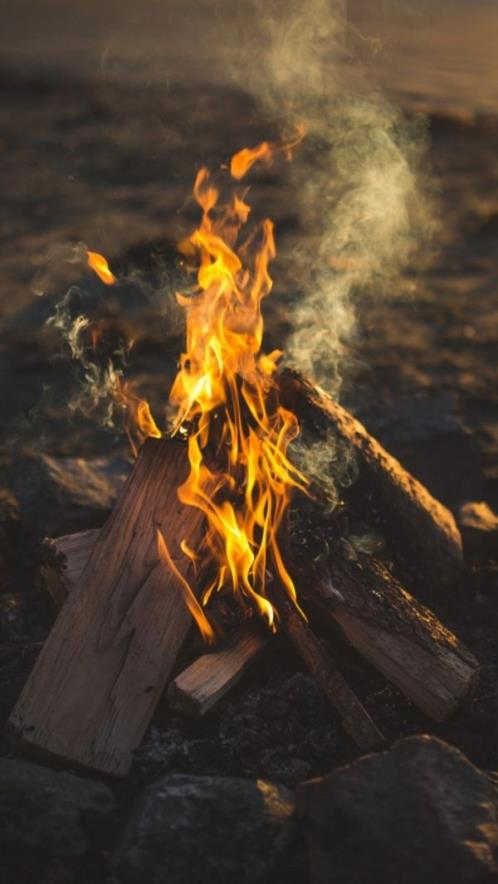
top-left (156, 529), bottom-right (215, 643)
top-left (230, 126), bottom-right (306, 180)
top-left (87, 250), bottom-right (117, 285)
top-left (167, 134), bottom-right (308, 634)
top-left (113, 376), bottom-right (161, 458)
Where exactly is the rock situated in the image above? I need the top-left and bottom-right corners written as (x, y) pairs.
top-left (260, 750), bottom-right (311, 787)
top-left (7, 452), bottom-right (131, 538)
top-left (458, 501), bottom-right (498, 558)
top-left (362, 393), bottom-right (483, 507)
top-left (0, 757), bottom-right (117, 858)
top-left (113, 774), bottom-right (295, 884)
top-left (297, 735), bottom-right (498, 884)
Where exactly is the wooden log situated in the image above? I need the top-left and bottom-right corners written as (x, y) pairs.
top-left (9, 438), bottom-right (206, 777)
top-left (278, 369), bottom-right (463, 588)
top-left (303, 548), bottom-right (479, 722)
top-left (41, 528), bottom-right (99, 608)
top-left (168, 625), bottom-right (270, 715)
top-left (273, 584), bottom-right (383, 749)
top-left (40, 529), bottom-right (269, 717)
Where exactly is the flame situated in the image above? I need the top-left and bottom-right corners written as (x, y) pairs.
top-left (167, 134), bottom-right (308, 635)
top-left (113, 376), bottom-right (161, 458)
top-left (156, 529), bottom-right (215, 643)
top-left (87, 250), bottom-right (117, 285)
top-left (230, 126), bottom-right (306, 180)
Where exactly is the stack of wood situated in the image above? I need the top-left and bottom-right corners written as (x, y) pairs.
top-left (7, 370), bottom-right (479, 777)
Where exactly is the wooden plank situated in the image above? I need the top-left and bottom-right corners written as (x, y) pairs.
top-left (168, 625), bottom-right (270, 715)
top-left (278, 369), bottom-right (463, 588)
top-left (9, 438), bottom-right (205, 777)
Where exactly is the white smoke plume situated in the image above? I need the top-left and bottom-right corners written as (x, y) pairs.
top-left (225, 0), bottom-right (434, 394)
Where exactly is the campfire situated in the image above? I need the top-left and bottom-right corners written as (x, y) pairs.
top-left (8, 137), bottom-right (479, 777)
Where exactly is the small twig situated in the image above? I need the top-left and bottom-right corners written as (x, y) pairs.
top-left (273, 583), bottom-right (384, 750)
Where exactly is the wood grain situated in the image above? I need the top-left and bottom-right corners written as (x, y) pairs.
top-left (168, 625), bottom-right (269, 715)
top-left (9, 438), bottom-right (204, 777)
top-left (308, 551), bottom-right (479, 722)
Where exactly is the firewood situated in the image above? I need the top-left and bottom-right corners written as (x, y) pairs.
top-left (168, 625), bottom-right (270, 715)
top-left (40, 528), bottom-right (269, 718)
top-left (272, 584), bottom-right (384, 749)
top-left (41, 528), bottom-right (99, 608)
top-left (278, 369), bottom-right (463, 587)
top-left (9, 438), bottom-right (207, 777)
top-left (303, 548), bottom-right (479, 722)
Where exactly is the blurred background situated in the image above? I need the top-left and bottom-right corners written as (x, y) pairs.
top-left (0, 0), bottom-right (497, 512)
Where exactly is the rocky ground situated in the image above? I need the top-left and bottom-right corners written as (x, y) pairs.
top-left (0, 66), bottom-right (497, 883)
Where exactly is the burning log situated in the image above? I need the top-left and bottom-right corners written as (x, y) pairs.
top-left (272, 583), bottom-right (384, 749)
top-left (9, 438), bottom-right (209, 777)
top-left (278, 369), bottom-right (463, 588)
top-left (303, 548), bottom-right (479, 722)
top-left (168, 625), bottom-right (269, 716)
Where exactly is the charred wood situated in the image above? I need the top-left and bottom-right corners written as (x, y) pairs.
top-left (278, 369), bottom-right (463, 588)
top-left (303, 547), bottom-right (479, 722)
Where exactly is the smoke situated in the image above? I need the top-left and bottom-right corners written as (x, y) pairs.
top-left (225, 0), bottom-right (434, 395)
top-left (41, 0), bottom-right (434, 487)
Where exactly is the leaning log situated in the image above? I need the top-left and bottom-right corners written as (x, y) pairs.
top-left (9, 438), bottom-right (206, 777)
top-left (273, 583), bottom-right (383, 749)
top-left (278, 369), bottom-right (463, 588)
top-left (303, 548), bottom-right (479, 722)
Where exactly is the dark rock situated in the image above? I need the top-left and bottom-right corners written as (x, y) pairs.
top-left (458, 501), bottom-right (498, 558)
top-left (260, 750), bottom-right (311, 787)
top-left (297, 735), bottom-right (498, 884)
top-left (113, 774), bottom-right (295, 884)
top-left (362, 393), bottom-right (483, 507)
top-left (0, 757), bottom-right (117, 858)
top-left (7, 452), bottom-right (131, 538)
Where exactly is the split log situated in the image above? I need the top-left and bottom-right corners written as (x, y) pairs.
top-left (273, 584), bottom-right (384, 749)
top-left (303, 548), bottom-right (479, 722)
top-left (41, 528), bottom-right (269, 717)
top-left (9, 438), bottom-right (205, 777)
top-left (278, 369), bottom-right (463, 587)
top-left (41, 528), bottom-right (99, 608)
top-left (168, 625), bottom-right (270, 715)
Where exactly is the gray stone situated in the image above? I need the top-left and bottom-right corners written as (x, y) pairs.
top-left (297, 735), bottom-right (498, 884)
top-left (0, 757), bottom-right (117, 858)
top-left (113, 774), bottom-right (295, 884)
top-left (7, 452), bottom-right (130, 537)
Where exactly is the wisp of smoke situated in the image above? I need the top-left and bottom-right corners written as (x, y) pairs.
top-left (227, 0), bottom-right (433, 394)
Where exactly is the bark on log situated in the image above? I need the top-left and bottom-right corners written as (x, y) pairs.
top-left (303, 548), bottom-right (479, 722)
top-left (274, 584), bottom-right (384, 749)
top-left (168, 625), bottom-right (270, 715)
top-left (278, 369), bottom-right (463, 588)
top-left (9, 438), bottom-right (204, 777)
